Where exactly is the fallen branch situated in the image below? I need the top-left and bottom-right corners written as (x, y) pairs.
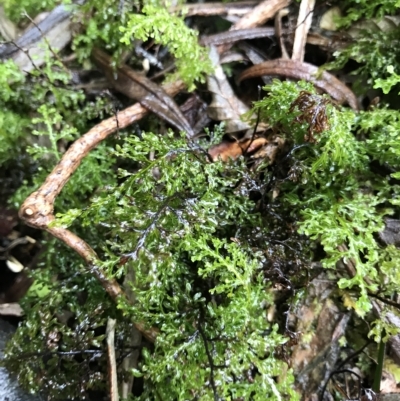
top-left (238, 58), bottom-right (359, 110)
top-left (106, 318), bottom-right (119, 401)
top-left (19, 77), bottom-right (185, 342)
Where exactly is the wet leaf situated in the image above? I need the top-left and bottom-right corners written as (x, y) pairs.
top-left (92, 48), bottom-right (194, 137)
top-left (208, 136), bottom-right (269, 161)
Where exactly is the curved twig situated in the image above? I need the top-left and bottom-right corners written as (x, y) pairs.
top-left (238, 59), bottom-right (359, 111)
top-left (19, 79), bottom-right (186, 342)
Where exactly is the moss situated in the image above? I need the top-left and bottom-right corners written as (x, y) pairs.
top-left (2, 0), bottom-right (400, 399)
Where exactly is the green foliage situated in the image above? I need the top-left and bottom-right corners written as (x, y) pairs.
top-left (337, 0), bottom-right (400, 28)
top-left (119, 4), bottom-right (213, 90)
top-left (252, 80), bottom-right (400, 316)
top-left (3, 0), bottom-right (400, 399)
top-left (374, 65), bottom-right (400, 94)
top-left (51, 131), bottom-right (302, 399)
top-left (2, 0), bottom-right (58, 23)
top-left (72, 0), bottom-right (132, 62)
top-left (324, 0), bottom-right (400, 90)
top-left (0, 60), bottom-right (30, 164)
top-left (4, 247), bottom-right (120, 398)
top-left (357, 106), bottom-right (400, 169)
top-left (0, 48), bottom-right (118, 209)
top-left (325, 27), bottom-right (400, 88)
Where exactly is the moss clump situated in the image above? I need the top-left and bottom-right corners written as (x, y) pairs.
top-left (2, 0), bottom-right (400, 399)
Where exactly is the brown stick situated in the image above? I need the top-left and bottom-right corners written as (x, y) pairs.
top-left (173, 1), bottom-right (259, 17)
top-left (232, 0), bottom-right (291, 30)
top-left (238, 59), bottom-right (359, 110)
top-left (19, 79), bottom-right (185, 342)
top-left (106, 318), bottom-right (119, 401)
top-left (200, 27), bottom-right (275, 46)
top-left (217, 0), bottom-right (291, 54)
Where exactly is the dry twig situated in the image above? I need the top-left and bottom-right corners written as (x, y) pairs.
top-left (238, 58), bottom-right (359, 110)
top-left (218, 0), bottom-right (291, 53)
top-left (106, 318), bottom-right (119, 401)
top-left (19, 77), bottom-right (186, 342)
top-left (291, 0), bottom-right (316, 61)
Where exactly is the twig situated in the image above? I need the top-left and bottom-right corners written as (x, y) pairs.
top-left (244, 85), bottom-right (262, 155)
top-left (218, 0), bottom-right (291, 54)
top-left (173, 1), bottom-right (259, 17)
top-left (274, 8), bottom-right (290, 59)
top-left (291, 0), bottom-right (316, 62)
top-left (106, 318), bottom-right (119, 401)
top-left (238, 59), bottom-right (359, 110)
top-left (319, 369), bottom-right (363, 401)
top-left (19, 78), bottom-right (186, 343)
top-left (200, 27), bottom-right (275, 46)
top-left (198, 317), bottom-right (220, 401)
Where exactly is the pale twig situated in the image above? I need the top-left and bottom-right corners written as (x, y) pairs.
top-left (217, 0), bottom-right (291, 54)
top-left (274, 8), bottom-right (290, 59)
top-left (106, 318), bottom-right (119, 401)
top-left (291, 0), bottom-right (316, 62)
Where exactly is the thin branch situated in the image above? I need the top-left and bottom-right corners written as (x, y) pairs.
top-left (319, 369), bottom-right (363, 401)
top-left (106, 318), bottom-right (119, 401)
top-left (217, 0), bottom-right (291, 54)
top-left (21, 11), bottom-right (68, 71)
top-left (198, 314), bottom-right (220, 401)
top-left (19, 78), bottom-right (186, 343)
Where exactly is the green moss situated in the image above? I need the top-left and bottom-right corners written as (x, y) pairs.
top-left (119, 4), bottom-right (213, 90)
top-left (2, 0), bottom-right (400, 399)
top-left (2, 0), bottom-right (59, 24)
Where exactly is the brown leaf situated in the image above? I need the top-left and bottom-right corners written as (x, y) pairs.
top-left (249, 135), bottom-right (284, 162)
top-left (238, 58), bottom-right (359, 110)
top-left (92, 48), bottom-right (194, 137)
top-left (208, 136), bottom-right (269, 161)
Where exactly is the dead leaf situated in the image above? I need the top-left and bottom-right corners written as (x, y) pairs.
top-left (0, 4), bottom-right (72, 72)
top-left (348, 15), bottom-right (400, 38)
top-left (208, 136), bottom-right (271, 161)
top-left (0, 303), bottom-right (23, 316)
top-left (319, 7), bottom-right (342, 31)
top-left (179, 94), bottom-right (211, 135)
top-left (206, 46), bottom-right (251, 133)
top-left (291, 274), bottom-right (351, 399)
top-left (250, 135), bottom-right (284, 162)
top-left (92, 48), bottom-right (194, 137)
top-left (380, 371), bottom-right (400, 394)
top-left (0, 6), bottom-right (18, 41)
top-left (6, 256), bottom-right (24, 273)
top-left (378, 218), bottom-right (400, 247)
